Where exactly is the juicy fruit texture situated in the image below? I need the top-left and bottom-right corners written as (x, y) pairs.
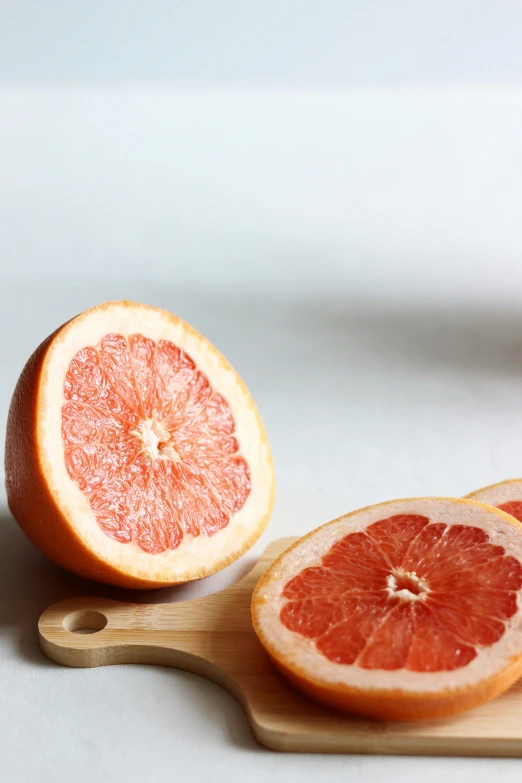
top-left (252, 498), bottom-right (522, 720)
top-left (62, 334), bottom-right (250, 554)
top-left (280, 514), bottom-right (522, 672)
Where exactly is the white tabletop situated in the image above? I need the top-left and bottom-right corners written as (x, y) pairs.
top-left (2, 88), bottom-right (522, 782)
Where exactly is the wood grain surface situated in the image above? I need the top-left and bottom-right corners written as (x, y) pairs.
top-left (38, 537), bottom-right (522, 755)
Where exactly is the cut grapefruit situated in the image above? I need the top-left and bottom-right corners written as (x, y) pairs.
top-left (252, 497), bottom-right (522, 720)
top-left (466, 479), bottom-right (522, 524)
top-left (5, 301), bottom-right (274, 588)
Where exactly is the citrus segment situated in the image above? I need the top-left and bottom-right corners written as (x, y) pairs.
top-left (499, 502), bottom-right (522, 521)
top-left (252, 498), bottom-right (522, 720)
top-left (278, 513), bottom-right (522, 672)
top-left (62, 333), bottom-right (251, 553)
top-left (6, 301), bottom-right (275, 587)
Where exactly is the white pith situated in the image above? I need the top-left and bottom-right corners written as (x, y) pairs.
top-left (130, 418), bottom-right (182, 462)
top-left (386, 570), bottom-right (429, 603)
top-left (467, 479), bottom-right (522, 509)
top-left (254, 498), bottom-right (522, 694)
top-left (38, 302), bottom-right (274, 582)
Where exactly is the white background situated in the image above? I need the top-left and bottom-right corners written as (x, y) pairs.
top-left (3, 0), bottom-right (522, 85)
top-left (3, 4), bottom-right (522, 783)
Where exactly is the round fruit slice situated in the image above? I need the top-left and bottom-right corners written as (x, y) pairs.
top-left (252, 497), bottom-right (522, 721)
top-left (466, 479), bottom-right (522, 524)
top-left (5, 301), bottom-right (274, 588)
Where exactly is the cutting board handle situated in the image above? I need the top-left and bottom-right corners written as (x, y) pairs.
top-left (38, 538), bottom-right (296, 677)
top-left (38, 594), bottom-right (248, 707)
top-left (40, 596), bottom-right (185, 665)
top-left (38, 541), bottom-right (299, 724)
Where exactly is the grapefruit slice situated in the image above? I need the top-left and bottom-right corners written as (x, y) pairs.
top-left (5, 301), bottom-right (274, 588)
top-left (466, 479), bottom-right (522, 524)
top-left (252, 497), bottom-right (522, 720)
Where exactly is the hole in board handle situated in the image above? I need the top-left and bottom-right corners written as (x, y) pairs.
top-left (64, 610), bottom-right (108, 635)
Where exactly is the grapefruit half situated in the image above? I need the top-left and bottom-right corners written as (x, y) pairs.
top-left (5, 301), bottom-right (274, 587)
top-left (252, 497), bottom-right (522, 720)
top-left (466, 479), bottom-right (522, 524)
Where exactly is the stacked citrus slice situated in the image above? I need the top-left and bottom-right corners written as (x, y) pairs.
top-left (252, 497), bottom-right (522, 720)
top-left (5, 301), bottom-right (275, 587)
top-left (467, 479), bottom-right (522, 524)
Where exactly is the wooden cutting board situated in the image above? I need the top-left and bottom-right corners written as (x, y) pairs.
top-left (38, 537), bottom-right (522, 756)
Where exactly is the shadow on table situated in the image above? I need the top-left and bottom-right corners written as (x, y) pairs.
top-left (281, 296), bottom-right (522, 379)
top-left (0, 508), bottom-right (260, 749)
top-left (0, 509), bottom-right (256, 654)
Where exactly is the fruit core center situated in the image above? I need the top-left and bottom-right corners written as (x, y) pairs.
top-left (386, 570), bottom-right (428, 602)
top-left (131, 418), bottom-right (182, 462)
